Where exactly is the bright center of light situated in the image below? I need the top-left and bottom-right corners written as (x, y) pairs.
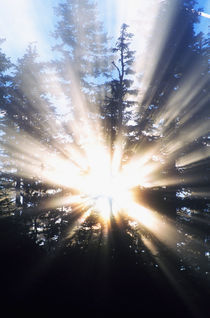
top-left (86, 172), bottom-right (122, 201)
top-left (81, 167), bottom-right (124, 220)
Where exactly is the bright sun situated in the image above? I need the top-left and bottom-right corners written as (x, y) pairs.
top-left (78, 152), bottom-right (126, 220)
top-left (41, 141), bottom-right (157, 225)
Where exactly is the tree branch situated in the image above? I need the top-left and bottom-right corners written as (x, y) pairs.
top-left (112, 61), bottom-right (121, 80)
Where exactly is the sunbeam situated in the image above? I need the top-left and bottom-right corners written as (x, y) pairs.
top-left (0, 0), bottom-right (209, 316)
top-left (0, 0), bottom-right (208, 238)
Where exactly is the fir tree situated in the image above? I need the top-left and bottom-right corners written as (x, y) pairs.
top-left (103, 24), bottom-right (137, 155)
top-left (52, 0), bottom-right (110, 107)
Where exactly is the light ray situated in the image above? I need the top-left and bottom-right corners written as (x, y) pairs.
top-left (176, 148), bottom-right (210, 168)
top-left (198, 12), bottom-right (210, 19)
top-left (0, 2), bottom-right (209, 292)
top-left (122, 191), bottom-right (179, 249)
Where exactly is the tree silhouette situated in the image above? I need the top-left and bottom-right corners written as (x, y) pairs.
top-left (5, 44), bottom-right (56, 211)
top-left (0, 39), bottom-right (15, 214)
top-left (134, 0), bottom-right (208, 184)
top-left (52, 0), bottom-right (110, 109)
top-left (103, 24), bottom-right (137, 159)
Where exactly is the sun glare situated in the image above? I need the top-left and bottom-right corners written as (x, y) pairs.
top-left (50, 143), bottom-right (158, 229)
top-left (76, 149), bottom-right (128, 219)
top-left (2, 0), bottom-right (208, 276)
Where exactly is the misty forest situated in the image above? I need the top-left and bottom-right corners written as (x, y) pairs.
top-left (0, 0), bottom-right (209, 316)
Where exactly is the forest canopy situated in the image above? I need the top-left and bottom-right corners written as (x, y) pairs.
top-left (0, 1), bottom-right (209, 315)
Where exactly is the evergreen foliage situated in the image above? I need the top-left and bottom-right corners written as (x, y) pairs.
top-left (0, 4), bottom-right (209, 315)
top-left (52, 0), bottom-right (110, 104)
top-left (102, 24), bottom-right (137, 154)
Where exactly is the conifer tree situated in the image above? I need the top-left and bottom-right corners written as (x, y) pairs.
top-left (0, 39), bottom-right (14, 214)
top-left (103, 24), bottom-right (137, 155)
top-left (52, 0), bottom-right (110, 107)
top-left (135, 0), bottom-right (206, 182)
top-left (8, 44), bottom-right (55, 209)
